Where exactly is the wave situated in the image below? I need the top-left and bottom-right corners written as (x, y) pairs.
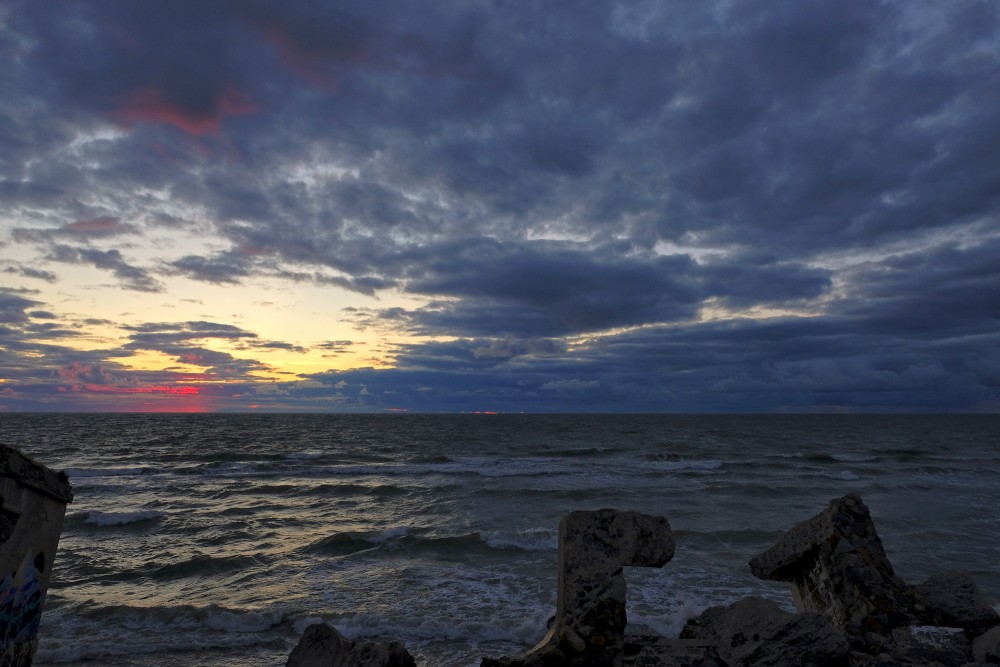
top-left (35, 601), bottom-right (286, 664)
top-left (803, 452), bottom-right (877, 464)
top-left (642, 459), bottom-right (724, 474)
top-left (65, 466), bottom-right (148, 478)
top-left (284, 451), bottom-right (324, 460)
top-left (481, 527), bottom-right (558, 552)
top-left (131, 553), bottom-right (267, 580)
top-left (301, 529), bottom-right (404, 557)
top-left (186, 455), bottom-right (588, 481)
top-left (86, 453), bottom-right (727, 484)
top-left (673, 527), bottom-right (786, 545)
top-left (825, 470), bottom-right (860, 481)
top-left (301, 526), bottom-right (558, 558)
top-left (81, 509), bottom-right (166, 527)
top-left (830, 453), bottom-right (878, 463)
top-left (548, 446), bottom-right (620, 458)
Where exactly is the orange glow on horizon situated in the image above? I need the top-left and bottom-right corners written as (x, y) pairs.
top-left (74, 383), bottom-right (212, 412)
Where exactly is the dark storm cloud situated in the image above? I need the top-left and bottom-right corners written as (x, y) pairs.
top-left (123, 321), bottom-right (259, 348)
top-left (4, 265), bottom-right (58, 283)
top-left (169, 251), bottom-right (252, 284)
top-left (0, 290), bottom-right (42, 324)
top-left (700, 252), bottom-right (832, 308)
top-left (152, 345), bottom-right (270, 379)
top-left (317, 340), bottom-right (354, 351)
top-left (6, 0), bottom-right (258, 131)
top-left (837, 239), bottom-right (1000, 338)
top-left (12, 217), bottom-right (139, 243)
top-left (3, 0), bottom-right (999, 411)
top-left (399, 239), bottom-right (701, 336)
top-left (46, 245), bottom-right (163, 292)
top-left (372, 239), bottom-right (832, 338)
top-left (120, 321), bottom-right (275, 377)
top-left (301, 309), bottom-right (996, 412)
top-left (242, 340), bottom-right (308, 354)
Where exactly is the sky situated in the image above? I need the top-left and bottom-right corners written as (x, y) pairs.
top-left (1, 0), bottom-right (998, 413)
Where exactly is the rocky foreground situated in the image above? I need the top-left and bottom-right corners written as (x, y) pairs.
top-left (286, 494), bottom-right (1000, 666)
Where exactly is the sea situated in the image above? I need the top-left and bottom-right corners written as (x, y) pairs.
top-left (1, 413), bottom-right (998, 666)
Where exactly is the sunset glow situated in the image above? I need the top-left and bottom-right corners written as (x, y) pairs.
top-left (1, 2), bottom-right (998, 412)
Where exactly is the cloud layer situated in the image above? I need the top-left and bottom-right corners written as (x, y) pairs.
top-left (1, 0), bottom-right (998, 411)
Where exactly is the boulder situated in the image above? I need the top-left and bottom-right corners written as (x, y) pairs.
top-left (482, 509), bottom-right (674, 667)
top-left (624, 627), bottom-right (719, 666)
top-left (748, 493), bottom-right (916, 647)
top-left (882, 625), bottom-right (971, 667)
top-left (680, 596), bottom-right (849, 667)
top-left (972, 625), bottom-right (1000, 664)
top-left (285, 623), bottom-right (416, 667)
top-left (909, 571), bottom-right (1000, 638)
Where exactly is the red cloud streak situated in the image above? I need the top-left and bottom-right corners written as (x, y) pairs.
top-left (65, 216), bottom-right (122, 233)
top-left (114, 85), bottom-right (256, 134)
top-left (83, 384), bottom-right (202, 395)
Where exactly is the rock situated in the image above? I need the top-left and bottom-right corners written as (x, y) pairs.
top-left (909, 571), bottom-right (1000, 638)
top-left (625, 637), bottom-right (720, 667)
top-left (482, 509), bottom-right (674, 667)
top-left (748, 493), bottom-right (916, 647)
top-left (883, 625), bottom-right (972, 667)
top-left (680, 596), bottom-right (849, 667)
top-left (624, 626), bottom-right (719, 666)
top-left (972, 625), bottom-right (1000, 664)
top-left (679, 605), bottom-right (726, 647)
top-left (285, 623), bottom-right (416, 667)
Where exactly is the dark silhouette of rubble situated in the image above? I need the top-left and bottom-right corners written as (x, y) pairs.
top-left (288, 496), bottom-right (1000, 666)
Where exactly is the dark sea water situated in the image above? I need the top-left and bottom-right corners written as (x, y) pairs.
top-left (1, 414), bottom-right (998, 666)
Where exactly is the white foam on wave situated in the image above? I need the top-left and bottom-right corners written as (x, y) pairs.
top-left (644, 459), bottom-right (723, 473)
top-left (432, 457), bottom-right (572, 478)
top-left (831, 453), bottom-right (877, 463)
top-left (35, 603), bottom-right (286, 664)
top-left (305, 599), bottom-right (552, 648)
top-left (201, 606), bottom-right (284, 633)
top-left (66, 466), bottom-right (146, 478)
top-left (827, 470), bottom-right (860, 481)
top-left (285, 451), bottom-right (323, 460)
top-left (370, 526), bottom-right (410, 543)
top-left (482, 528), bottom-right (558, 552)
top-left (85, 510), bottom-right (165, 526)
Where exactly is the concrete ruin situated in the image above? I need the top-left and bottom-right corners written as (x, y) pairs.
top-left (482, 509), bottom-right (675, 667)
top-left (288, 496), bottom-right (1000, 666)
top-left (748, 492), bottom-right (917, 645)
top-left (748, 493), bottom-right (1000, 665)
top-left (0, 444), bottom-right (73, 666)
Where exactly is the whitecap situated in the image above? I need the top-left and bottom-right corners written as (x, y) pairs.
top-left (65, 466), bottom-right (146, 478)
top-left (482, 528), bottom-right (558, 552)
top-left (85, 510), bottom-right (165, 526)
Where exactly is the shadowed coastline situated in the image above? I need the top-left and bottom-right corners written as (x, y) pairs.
top-left (288, 496), bottom-right (1000, 667)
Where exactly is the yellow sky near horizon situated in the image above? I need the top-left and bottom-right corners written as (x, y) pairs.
top-left (5, 252), bottom-right (430, 380)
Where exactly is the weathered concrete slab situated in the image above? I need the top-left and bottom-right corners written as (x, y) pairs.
top-left (748, 493), bottom-right (916, 646)
top-left (482, 509), bottom-right (674, 667)
top-left (0, 443), bottom-right (73, 667)
top-left (680, 596), bottom-right (849, 667)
